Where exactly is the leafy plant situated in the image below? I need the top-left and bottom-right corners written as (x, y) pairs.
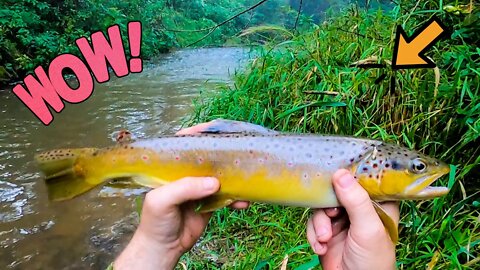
top-left (184, 1), bottom-right (479, 268)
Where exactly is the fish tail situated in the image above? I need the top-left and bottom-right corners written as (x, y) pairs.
top-left (35, 148), bottom-right (100, 201)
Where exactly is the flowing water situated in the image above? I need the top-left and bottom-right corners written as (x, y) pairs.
top-left (0, 47), bottom-right (249, 269)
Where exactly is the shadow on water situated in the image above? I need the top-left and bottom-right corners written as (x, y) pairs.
top-left (0, 47), bottom-right (249, 269)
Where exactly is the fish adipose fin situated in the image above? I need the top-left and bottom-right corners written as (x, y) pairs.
top-left (196, 194), bottom-right (235, 213)
top-left (115, 129), bottom-right (134, 144)
top-left (35, 148), bottom-right (100, 201)
top-left (372, 200), bottom-right (399, 244)
top-left (178, 119), bottom-right (278, 135)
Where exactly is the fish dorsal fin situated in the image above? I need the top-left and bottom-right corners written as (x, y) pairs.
top-left (178, 119), bottom-right (278, 135)
top-left (372, 200), bottom-right (399, 244)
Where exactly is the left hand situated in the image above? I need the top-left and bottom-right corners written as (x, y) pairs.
top-left (306, 170), bottom-right (399, 270)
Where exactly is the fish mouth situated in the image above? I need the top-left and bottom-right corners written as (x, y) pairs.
top-left (404, 168), bottom-right (450, 199)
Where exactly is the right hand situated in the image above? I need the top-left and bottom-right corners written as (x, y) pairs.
top-left (306, 169), bottom-right (399, 270)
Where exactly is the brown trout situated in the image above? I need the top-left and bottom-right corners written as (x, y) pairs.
top-left (35, 119), bottom-right (450, 243)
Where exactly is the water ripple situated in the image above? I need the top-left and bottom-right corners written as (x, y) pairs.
top-left (0, 47), bottom-right (249, 269)
top-left (0, 185), bottom-right (23, 203)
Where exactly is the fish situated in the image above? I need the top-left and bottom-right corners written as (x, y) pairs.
top-left (35, 119), bottom-right (450, 243)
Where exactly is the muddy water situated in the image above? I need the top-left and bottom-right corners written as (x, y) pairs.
top-left (0, 47), bottom-right (249, 269)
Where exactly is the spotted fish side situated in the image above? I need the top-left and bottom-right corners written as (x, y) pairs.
top-left (123, 134), bottom-right (381, 207)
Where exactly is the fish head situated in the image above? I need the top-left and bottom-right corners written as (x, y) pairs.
top-left (354, 143), bottom-right (450, 201)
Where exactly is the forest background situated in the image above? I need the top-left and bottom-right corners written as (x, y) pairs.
top-left (0, 0), bottom-right (392, 84)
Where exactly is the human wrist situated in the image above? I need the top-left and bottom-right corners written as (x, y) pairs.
top-left (114, 229), bottom-right (182, 270)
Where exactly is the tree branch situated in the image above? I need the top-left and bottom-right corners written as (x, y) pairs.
top-left (165, 0), bottom-right (269, 33)
top-left (293, 0), bottom-right (303, 30)
top-left (184, 0), bottom-right (270, 47)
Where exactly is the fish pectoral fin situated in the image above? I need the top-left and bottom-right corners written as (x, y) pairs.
top-left (105, 177), bottom-right (144, 189)
top-left (180, 119), bottom-right (278, 135)
top-left (196, 194), bottom-right (235, 213)
top-left (130, 175), bottom-right (169, 188)
top-left (372, 200), bottom-right (399, 244)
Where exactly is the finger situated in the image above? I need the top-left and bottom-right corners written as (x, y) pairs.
top-left (175, 122), bottom-right (212, 135)
top-left (325, 207), bottom-right (341, 218)
top-left (306, 218), bottom-right (317, 249)
top-left (307, 217), bottom-right (327, 255)
top-left (312, 210), bottom-right (333, 243)
top-left (200, 212), bottom-right (213, 224)
top-left (379, 202), bottom-right (400, 224)
top-left (331, 169), bottom-right (383, 239)
top-left (230, 201), bottom-right (250, 209)
top-left (183, 202), bottom-right (214, 224)
top-left (147, 177), bottom-right (220, 207)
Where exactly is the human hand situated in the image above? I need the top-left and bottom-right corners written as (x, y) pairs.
top-left (306, 169), bottom-right (399, 270)
top-left (115, 177), bottom-right (224, 269)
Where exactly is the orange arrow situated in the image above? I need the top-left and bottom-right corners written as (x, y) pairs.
top-left (392, 17), bottom-right (447, 69)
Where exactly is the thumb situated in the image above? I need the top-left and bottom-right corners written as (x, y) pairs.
top-left (332, 169), bottom-right (383, 238)
top-left (148, 177), bottom-right (220, 207)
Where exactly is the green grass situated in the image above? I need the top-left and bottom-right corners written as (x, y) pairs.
top-left (180, 206), bottom-right (316, 269)
top-left (177, 1), bottom-right (479, 269)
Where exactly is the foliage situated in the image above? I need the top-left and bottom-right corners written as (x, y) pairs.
top-left (0, 0), bottom-right (305, 85)
top-left (185, 0), bottom-right (480, 269)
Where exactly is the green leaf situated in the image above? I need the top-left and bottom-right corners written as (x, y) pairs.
top-left (276, 102), bottom-right (346, 119)
top-left (294, 255), bottom-right (320, 270)
top-left (254, 257), bottom-right (272, 270)
top-left (448, 164), bottom-right (457, 190)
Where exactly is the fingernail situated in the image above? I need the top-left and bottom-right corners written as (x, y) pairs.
top-left (337, 174), bottom-right (354, 188)
top-left (314, 243), bottom-right (323, 253)
top-left (203, 177), bottom-right (217, 190)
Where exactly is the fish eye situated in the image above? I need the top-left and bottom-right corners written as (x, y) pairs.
top-left (411, 158), bottom-right (427, 173)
